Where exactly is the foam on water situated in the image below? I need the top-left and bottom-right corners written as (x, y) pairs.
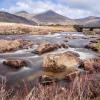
top-left (0, 59), bottom-right (5, 63)
top-left (51, 48), bottom-right (95, 60)
top-left (56, 36), bottom-right (62, 39)
top-left (44, 33), bottom-right (61, 37)
top-left (68, 48), bottom-right (95, 59)
top-left (0, 45), bottom-right (38, 56)
top-left (22, 55), bottom-right (39, 59)
top-left (72, 34), bottom-right (85, 37)
top-left (15, 48), bottom-right (33, 54)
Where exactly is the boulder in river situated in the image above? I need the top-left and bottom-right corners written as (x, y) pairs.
top-left (43, 51), bottom-right (81, 73)
top-left (3, 59), bottom-right (27, 69)
top-left (33, 42), bottom-right (69, 55)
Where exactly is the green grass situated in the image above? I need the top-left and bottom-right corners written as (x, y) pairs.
top-left (95, 40), bottom-right (100, 52)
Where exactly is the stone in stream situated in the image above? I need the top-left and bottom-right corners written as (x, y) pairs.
top-left (3, 59), bottom-right (27, 69)
top-left (0, 39), bottom-right (33, 53)
top-left (65, 36), bottom-right (77, 40)
top-left (39, 75), bottom-right (58, 85)
top-left (33, 42), bottom-right (69, 55)
top-left (79, 58), bottom-right (100, 73)
top-left (43, 51), bottom-right (81, 73)
top-left (90, 40), bottom-right (98, 43)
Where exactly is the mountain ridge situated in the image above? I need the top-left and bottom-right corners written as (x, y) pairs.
top-left (0, 11), bottom-right (37, 25)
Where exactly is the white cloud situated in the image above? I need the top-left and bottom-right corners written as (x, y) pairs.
top-left (0, 0), bottom-right (100, 18)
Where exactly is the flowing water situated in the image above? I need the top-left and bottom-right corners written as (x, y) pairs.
top-left (0, 32), bottom-right (99, 87)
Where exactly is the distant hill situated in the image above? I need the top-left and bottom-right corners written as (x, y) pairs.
top-left (0, 11), bottom-right (37, 25)
top-left (1, 10), bottom-right (100, 27)
top-left (15, 10), bottom-right (76, 25)
top-left (15, 11), bottom-right (35, 20)
top-left (75, 16), bottom-right (100, 26)
top-left (33, 10), bottom-right (76, 25)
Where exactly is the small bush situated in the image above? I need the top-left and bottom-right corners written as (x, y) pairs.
top-left (83, 30), bottom-right (96, 35)
top-left (95, 40), bottom-right (100, 52)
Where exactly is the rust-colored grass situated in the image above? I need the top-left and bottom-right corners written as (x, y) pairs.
top-left (0, 22), bottom-right (76, 35)
top-left (0, 74), bottom-right (100, 100)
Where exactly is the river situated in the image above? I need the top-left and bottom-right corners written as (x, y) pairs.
top-left (0, 32), bottom-right (99, 87)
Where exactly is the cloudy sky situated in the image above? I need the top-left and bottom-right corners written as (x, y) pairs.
top-left (0, 0), bottom-right (100, 18)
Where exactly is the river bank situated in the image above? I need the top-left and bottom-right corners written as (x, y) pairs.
top-left (0, 22), bottom-right (76, 35)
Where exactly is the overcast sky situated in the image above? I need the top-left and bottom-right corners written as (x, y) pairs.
top-left (0, 0), bottom-right (100, 18)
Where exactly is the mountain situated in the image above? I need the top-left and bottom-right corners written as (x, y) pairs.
top-left (15, 11), bottom-right (29, 14)
top-left (15, 10), bottom-right (76, 25)
top-left (33, 10), bottom-right (76, 25)
top-left (2, 10), bottom-right (100, 27)
top-left (0, 11), bottom-right (37, 25)
top-left (15, 11), bottom-right (34, 20)
top-left (75, 16), bottom-right (100, 25)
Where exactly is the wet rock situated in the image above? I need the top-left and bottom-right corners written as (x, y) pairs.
top-left (43, 52), bottom-right (81, 73)
top-left (65, 36), bottom-right (77, 39)
top-left (60, 43), bottom-right (69, 48)
top-left (3, 59), bottom-right (27, 69)
top-left (0, 40), bottom-right (33, 53)
top-left (39, 75), bottom-right (58, 85)
top-left (64, 71), bottom-right (81, 81)
top-left (33, 42), bottom-right (59, 54)
top-left (90, 40), bottom-right (97, 43)
top-left (81, 37), bottom-right (88, 39)
top-left (64, 40), bottom-right (68, 42)
top-left (33, 42), bottom-right (68, 55)
top-left (79, 58), bottom-right (100, 72)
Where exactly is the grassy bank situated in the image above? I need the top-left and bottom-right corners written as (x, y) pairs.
top-left (0, 22), bottom-right (76, 35)
top-left (0, 75), bottom-right (100, 100)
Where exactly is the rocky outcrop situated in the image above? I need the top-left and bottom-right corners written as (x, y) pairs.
top-left (3, 59), bottom-right (27, 69)
top-left (43, 51), bottom-right (81, 73)
top-left (79, 58), bottom-right (100, 72)
top-left (33, 42), bottom-right (69, 55)
top-left (85, 39), bottom-right (100, 52)
top-left (0, 40), bottom-right (33, 53)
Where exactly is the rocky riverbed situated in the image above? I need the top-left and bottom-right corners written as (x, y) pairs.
top-left (0, 32), bottom-right (99, 88)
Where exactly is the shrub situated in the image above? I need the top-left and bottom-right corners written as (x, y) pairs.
top-left (95, 40), bottom-right (100, 52)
